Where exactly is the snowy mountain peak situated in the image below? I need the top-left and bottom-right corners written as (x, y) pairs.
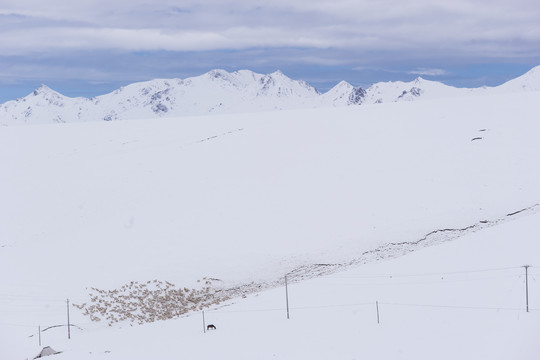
top-left (32, 84), bottom-right (58, 96)
top-left (333, 80), bottom-right (354, 90)
top-left (206, 69), bottom-right (231, 79)
top-left (269, 69), bottom-right (285, 77)
top-left (1, 65), bottom-right (540, 126)
top-left (321, 81), bottom-right (366, 106)
top-left (255, 71), bottom-right (321, 97)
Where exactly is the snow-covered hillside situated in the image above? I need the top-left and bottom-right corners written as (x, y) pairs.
top-left (6, 211), bottom-right (540, 360)
top-left (1, 66), bottom-right (539, 125)
top-left (1, 90), bottom-right (539, 359)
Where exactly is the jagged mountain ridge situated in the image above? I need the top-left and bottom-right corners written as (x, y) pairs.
top-left (1, 66), bottom-right (539, 125)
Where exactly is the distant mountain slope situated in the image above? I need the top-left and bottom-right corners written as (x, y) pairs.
top-left (1, 66), bottom-right (539, 125)
top-left (493, 65), bottom-right (540, 92)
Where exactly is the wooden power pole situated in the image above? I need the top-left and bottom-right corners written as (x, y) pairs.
top-left (67, 298), bottom-right (71, 339)
top-left (202, 311), bottom-right (206, 333)
top-left (285, 275), bottom-right (290, 319)
top-left (524, 265), bottom-right (530, 312)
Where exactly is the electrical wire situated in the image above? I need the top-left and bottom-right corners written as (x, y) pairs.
top-left (207, 302), bottom-right (375, 314)
top-left (0, 293), bottom-right (86, 301)
top-left (206, 307), bottom-right (283, 314)
top-left (324, 266), bottom-right (525, 279)
top-left (313, 274), bottom-right (523, 288)
top-left (0, 265), bottom-right (535, 327)
top-left (378, 302), bottom-right (537, 311)
top-left (291, 302), bottom-right (373, 310)
top-left (0, 322), bottom-right (36, 328)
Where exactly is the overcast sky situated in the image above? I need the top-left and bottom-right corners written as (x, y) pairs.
top-left (1, 0), bottom-right (539, 102)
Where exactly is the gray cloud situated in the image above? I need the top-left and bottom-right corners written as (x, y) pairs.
top-left (1, 0), bottom-right (538, 56)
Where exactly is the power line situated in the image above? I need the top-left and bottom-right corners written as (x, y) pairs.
top-left (0, 293), bottom-right (86, 301)
top-left (0, 322), bottom-right (36, 328)
top-left (379, 302), bottom-right (535, 311)
top-left (291, 302), bottom-right (373, 310)
top-left (316, 274), bottom-right (523, 287)
top-left (206, 299), bottom-right (533, 314)
top-left (206, 302), bottom-right (373, 314)
top-left (324, 266), bottom-right (524, 279)
top-left (524, 265), bottom-right (530, 312)
top-left (206, 307), bottom-right (284, 314)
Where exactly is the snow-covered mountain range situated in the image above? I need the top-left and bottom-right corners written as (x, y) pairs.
top-left (1, 66), bottom-right (539, 125)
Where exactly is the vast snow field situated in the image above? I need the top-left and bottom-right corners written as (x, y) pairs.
top-left (1, 91), bottom-right (539, 359)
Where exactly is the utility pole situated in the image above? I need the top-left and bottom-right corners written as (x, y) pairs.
top-left (376, 301), bottom-right (380, 324)
top-left (67, 298), bottom-right (71, 339)
top-left (38, 325), bottom-right (41, 346)
top-left (202, 311), bottom-right (206, 333)
top-left (524, 265), bottom-right (530, 312)
top-left (285, 275), bottom-right (290, 319)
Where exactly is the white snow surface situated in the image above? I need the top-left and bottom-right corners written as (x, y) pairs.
top-left (1, 66), bottom-right (540, 125)
top-left (1, 91), bottom-right (540, 359)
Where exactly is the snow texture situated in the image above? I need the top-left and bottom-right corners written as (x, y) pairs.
top-left (1, 89), bottom-right (539, 359)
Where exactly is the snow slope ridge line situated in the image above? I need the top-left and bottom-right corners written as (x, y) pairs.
top-left (283, 203), bottom-right (539, 284)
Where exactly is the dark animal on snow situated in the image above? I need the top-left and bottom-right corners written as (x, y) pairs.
top-left (207, 324), bottom-right (216, 330)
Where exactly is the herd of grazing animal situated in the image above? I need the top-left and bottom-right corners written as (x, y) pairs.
top-left (73, 278), bottom-right (231, 326)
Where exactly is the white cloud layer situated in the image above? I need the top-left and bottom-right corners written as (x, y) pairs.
top-left (408, 68), bottom-right (448, 76)
top-left (0, 0), bottom-right (539, 59)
